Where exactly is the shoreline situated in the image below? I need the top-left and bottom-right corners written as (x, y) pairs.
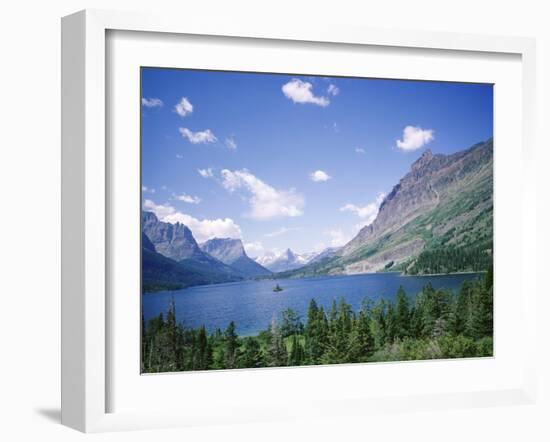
top-left (399, 270), bottom-right (486, 277)
top-left (143, 269), bottom-right (485, 295)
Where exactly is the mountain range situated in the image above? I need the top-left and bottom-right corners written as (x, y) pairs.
top-left (142, 211), bottom-right (270, 292)
top-left (255, 249), bottom-right (314, 273)
top-left (141, 232), bottom-right (235, 292)
top-left (255, 247), bottom-right (341, 273)
top-left (142, 138), bottom-right (493, 291)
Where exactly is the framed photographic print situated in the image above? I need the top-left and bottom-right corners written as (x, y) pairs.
top-left (61, 9), bottom-right (537, 432)
top-left (139, 67), bottom-right (494, 374)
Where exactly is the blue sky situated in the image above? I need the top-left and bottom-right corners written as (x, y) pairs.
top-left (141, 68), bottom-right (493, 258)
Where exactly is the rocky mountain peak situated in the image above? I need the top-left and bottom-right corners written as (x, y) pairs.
top-left (284, 248), bottom-right (296, 259)
top-left (411, 149), bottom-right (435, 172)
top-left (341, 138), bottom-right (493, 264)
top-left (142, 210), bottom-right (203, 261)
top-left (142, 210), bottom-right (159, 226)
top-left (200, 237), bottom-right (271, 277)
top-left (200, 238), bottom-right (246, 263)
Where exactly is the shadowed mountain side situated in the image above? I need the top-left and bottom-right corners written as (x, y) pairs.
top-left (142, 244), bottom-right (245, 293)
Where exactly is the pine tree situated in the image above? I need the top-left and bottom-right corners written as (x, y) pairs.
top-left (280, 308), bottom-right (303, 337)
top-left (371, 299), bottom-right (388, 348)
top-left (166, 297), bottom-right (180, 370)
top-left (416, 283), bottom-right (451, 338)
top-left (395, 286), bottom-right (410, 340)
top-left (317, 306), bottom-right (329, 355)
top-left (240, 337), bottom-right (262, 368)
top-left (470, 280), bottom-right (493, 339)
top-left (409, 305), bottom-right (422, 339)
top-left (305, 299), bottom-right (323, 364)
top-left (196, 325), bottom-right (210, 370)
top-left (224, 321), bottom-right (239, 369)
top-left (451, 280), bottom-right (472, 335)
top-left (268, 318), bottom-right (287, 367)
top-left (323, 298), bottom-right (355, 363)
top-left (288, 335), bottom-right (305, 366)
top-left (351, 309), bottom-right (374, 360)
top-left (385, 303), bottom-right (397, 344)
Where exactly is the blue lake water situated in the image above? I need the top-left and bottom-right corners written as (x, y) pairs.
top-left (142, 272), bottom-right (482, 336)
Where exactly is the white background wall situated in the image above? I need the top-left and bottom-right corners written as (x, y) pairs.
top-left (0, 1), bottom-right (548, 440)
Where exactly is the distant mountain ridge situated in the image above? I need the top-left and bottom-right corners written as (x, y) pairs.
top-left (200, 238), bottom-right (271, 278)
top-left (255, 248), bottom-right (317, 273)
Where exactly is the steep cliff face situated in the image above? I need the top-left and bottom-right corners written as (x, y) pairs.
top-left (142, 211), bottom-right (204, 262)
top-left (200, 238), bottom-right (271, 277)
top-left (344, 149), bottom-right (441, 256)
top-left (288, 139), bottom-right (493, 277)
top-left (200, 238), bottom-right (246, 264)
top-left (338, 139), bottom-right (493, 274)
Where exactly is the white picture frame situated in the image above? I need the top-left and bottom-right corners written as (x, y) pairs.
top-left (61, 9), bottom-right (537, 433)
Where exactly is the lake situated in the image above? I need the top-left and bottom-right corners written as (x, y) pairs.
top-left (142, 272), bottom-right (482, 336)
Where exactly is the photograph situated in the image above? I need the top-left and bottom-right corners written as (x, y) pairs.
top-left (140, 67), bottom-right (494, 373)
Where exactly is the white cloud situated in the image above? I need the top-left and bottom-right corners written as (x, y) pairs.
top-left (326, 229), bottom-right (351, 247)
top-left (143, 199), bottom-right (175, 219)
top-left (173, 193), bottom-right (201, 204)
top-left (141, 185), bottom-right (156, 194)
top-left (355, 147), bottom-right (365, 154)
top-left (282, 79), bottom-right (330, 107)
top-left (340, 192), bottom-right (386, 226)
top-left (174, 97), bottom-right (193, 117)
top-left (310, 170), bottom-right (331, 182)
top-left (198, 168), bottom-right (214, 178)
top-left (179, 128), bottom-right (217, 144)
top-left (225, 137), bottom-right (237, 150)
top-left (220, 169), bottom-right (304, 220)
top-left (243, 241), bottom-right (264, 258)
top-left (396, 126), bottom-right (434, 151)
top-left (264, 226), bottom-right (301, 238)
top-left (143, 199), bottom-right (242, 243)
top-left (327, 84), bottom-right (339, 96)
top-left (141, 97), bottom-right (163, 108)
